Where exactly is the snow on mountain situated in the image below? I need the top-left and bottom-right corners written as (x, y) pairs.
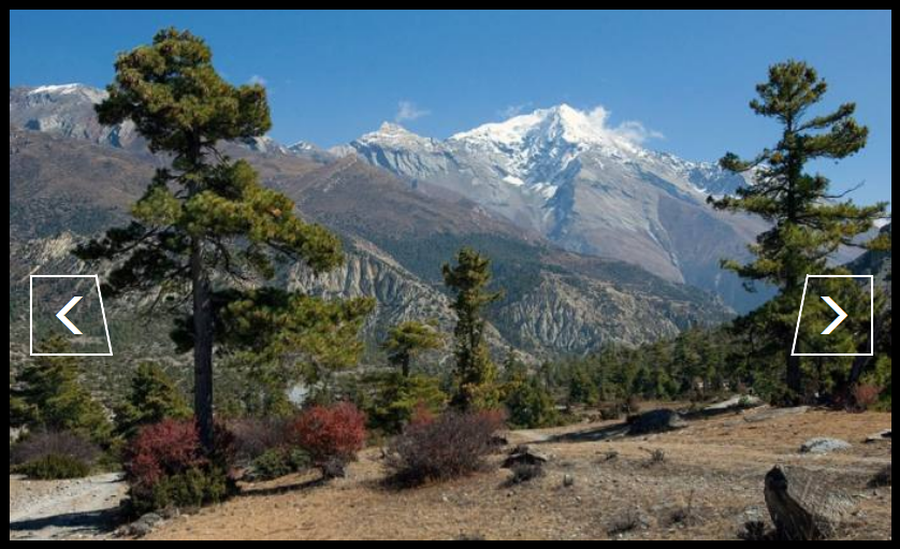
top-left (9, 84), bottom-right (319, 160)
top-left (288, 140), bottom-right (318, 152)
top-left (359, 122), bottom-right (442, 150)
top-left (24, 83), bottom-right (108, 103)
top-left (9, 84), bottom-right (142, 149)
top-left (241, 135), bottom-right (292, 155)
top-left (450, 103), bottom-right (643, 160)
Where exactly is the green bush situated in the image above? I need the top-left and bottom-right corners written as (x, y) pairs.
top-left (140, 467), bottom-right (231, 515)
top-left (12, 339), bottom-right (113, 445)
top-left (115, 363), bottom-right (191, 440)
top-left (249, 448), bottom-right (310, 481)
top-left (14, 454), bottom-right (91, 480)
top-left (504, 378), bottom-right (558, 429)
top-left (568, 367), bottom-right (599, 406)
top-left (368, 373), bottom-right (448, 434)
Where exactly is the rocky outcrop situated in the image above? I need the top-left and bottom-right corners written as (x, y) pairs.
top-left (627, 409), bottom-right (687, 436)
top-left (495, 271), bottom-right (727, 355)
top-left (289, 237), bottom-right (456, 338)
top-left (502, 445), bottom-right (550, 468)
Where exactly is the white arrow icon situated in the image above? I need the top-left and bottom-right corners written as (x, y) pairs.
top-left (820, 296), bottom-right (848, 335)
top-left (56, 296), bottom-right (84, 335)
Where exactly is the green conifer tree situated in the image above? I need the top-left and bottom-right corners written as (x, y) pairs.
top-left (382, 321), bottom-right (444, 378)
top-left (115, 363), bottom-right (191, 440)
top-left (12, 337), bottom-right (112, 444)
top-left (710, 60), bottom-right (889, 402)
top-left (442, 248), bottom-right (503, 411)
top-left (76, 28), bottom-right (347, 449)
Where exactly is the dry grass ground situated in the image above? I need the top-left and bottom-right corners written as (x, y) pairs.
top-left (146, 407), bottom-right (891, 540)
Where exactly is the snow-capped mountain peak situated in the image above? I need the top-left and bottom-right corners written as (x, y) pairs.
top-left (356, 121), bottom-right (440, 151)
top-left (341, 102), bottom-right (767, 312)
top-left (451, 103), bottom-right (641, 155)
top-left (288, 140), bottom-right (317, 152)
top-left (363, 122), bottom-right (416, 140)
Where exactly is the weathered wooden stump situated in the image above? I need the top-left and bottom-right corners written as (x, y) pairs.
top-left (764, 466), bottom-right (854, 540)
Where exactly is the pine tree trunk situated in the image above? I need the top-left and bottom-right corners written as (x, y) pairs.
top-left (786, 353), bottom-right (803, 402)
top-left (192, 237), bottom-right (215, 453)
top-left (401, 355), bottom-right (411, 378)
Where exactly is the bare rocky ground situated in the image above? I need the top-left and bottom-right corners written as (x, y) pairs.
top-left (9, 473), bottom-right (127, 540)
top-left (9, 405), bottom-right (892, 540)
top-left (150, 406), bottom-right (891, 540)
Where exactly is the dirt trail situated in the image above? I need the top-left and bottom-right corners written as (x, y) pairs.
top-left (9, 473), bottom-right (127, 540)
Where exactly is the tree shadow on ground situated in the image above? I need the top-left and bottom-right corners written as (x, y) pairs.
top-left (9, 506), bottom-right (121, 537)
top-left (238, 475), bottom-right (329, 499)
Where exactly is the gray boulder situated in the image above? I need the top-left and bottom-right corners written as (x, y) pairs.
top-left (120, 513), bottom-right (163, 539)
top-left (502, 445), bottom-right (549, 468)
top-left (705, 395), bottom-right (762, 411)
top-left (800, 438), bottom-right (852, 455)
top-left (743, 406), bottom-right (809, 424)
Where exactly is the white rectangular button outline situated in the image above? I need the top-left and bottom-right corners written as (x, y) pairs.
top-left (791, 274), bottom-right (875, 357)
top-left (29, 274), bottom-right (114, 356)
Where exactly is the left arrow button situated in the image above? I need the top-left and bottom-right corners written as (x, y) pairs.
top-left (56, 296), bottom-right (84, 335)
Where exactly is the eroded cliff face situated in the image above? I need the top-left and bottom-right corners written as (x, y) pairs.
top-left (494, 271), bottom-right (720, 356)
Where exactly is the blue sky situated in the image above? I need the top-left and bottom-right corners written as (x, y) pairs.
top-left (9, 10), bottom-right (892, 206)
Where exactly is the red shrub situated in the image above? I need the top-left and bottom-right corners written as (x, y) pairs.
top-left (386, 409), bottom-right (506, 486)
top-left (123, 419), bottom-right (237, 514)
top-left (124, 420), bottom-right (235, 488)
top-left (289, 403), bottom-right (367, 466)
top-left (124, 420), bottom-right (205, 488)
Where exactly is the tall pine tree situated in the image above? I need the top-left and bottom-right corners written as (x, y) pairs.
top-left (76, 29), bottom-right (345, 449)
top-left (442, 248), bottom-right (503, 411)
top-left (710, 60), bottom-right (889, 402)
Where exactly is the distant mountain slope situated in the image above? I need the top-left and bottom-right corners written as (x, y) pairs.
top-left (9, 128), bottom-right (731, 360)
top-left (270, 155), bottom-right (733, 353)
top-left (10, 85), bottom-right (145, 150)
top-left (10, 84), bottom-right (738, 361)
top-left (339, 105), bottom-right (779, 312)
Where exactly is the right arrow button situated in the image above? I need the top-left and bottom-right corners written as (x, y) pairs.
top-left (820, 296), bottom-right (848, 335)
